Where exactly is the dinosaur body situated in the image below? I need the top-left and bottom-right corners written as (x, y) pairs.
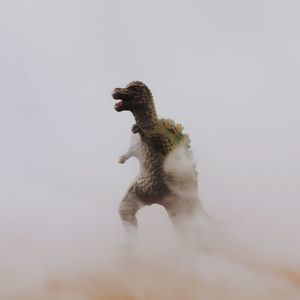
top-left (112, 81), bottom-right (202, 230)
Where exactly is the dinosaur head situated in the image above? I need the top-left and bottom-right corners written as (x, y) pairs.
top-left (112, 81), bottom-right (154, 113)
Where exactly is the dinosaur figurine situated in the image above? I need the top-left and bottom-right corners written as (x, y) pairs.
top-left (112, 81), bottom-right (204, 232)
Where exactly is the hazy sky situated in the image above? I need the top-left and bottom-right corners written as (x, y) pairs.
top-left (1, 0), bottom-right (299, 219)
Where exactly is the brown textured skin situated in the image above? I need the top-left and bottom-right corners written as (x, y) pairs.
top-left (112, 81), bottom-right (201, 230)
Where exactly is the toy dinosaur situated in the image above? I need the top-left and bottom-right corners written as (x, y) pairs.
top-left (112, 81), bottom-right (203, 231)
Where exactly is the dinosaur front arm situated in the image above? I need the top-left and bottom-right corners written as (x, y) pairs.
top-left (118, 151), bottom-right (132, 164)
top-left (118, 133), bottom-right (143, 164)
top-left (131, 124), bottom-right (146, 136)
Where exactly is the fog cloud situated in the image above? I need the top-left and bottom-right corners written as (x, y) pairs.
top-left (1, 0), bottom-right (300, 299)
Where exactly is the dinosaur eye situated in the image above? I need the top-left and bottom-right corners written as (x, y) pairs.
top-left (127, 86), bottom-right (139, 92)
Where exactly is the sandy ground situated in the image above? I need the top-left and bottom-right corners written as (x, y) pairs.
top-left (1, 206), bottom-right (300, 300)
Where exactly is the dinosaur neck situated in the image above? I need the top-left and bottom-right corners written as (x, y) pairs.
top-left (132, 104), bottom-right (158, 129)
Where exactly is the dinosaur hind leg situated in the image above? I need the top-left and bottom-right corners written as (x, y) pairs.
top-left (164, 194), bottom-right (214, 250)
top-left (119, 191), bottom-right (144, 233)
top-left (163, 193), bottom-right (202, 237)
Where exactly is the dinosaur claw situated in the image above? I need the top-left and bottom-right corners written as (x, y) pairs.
top-left (118, 156), bottom-right (126, 164)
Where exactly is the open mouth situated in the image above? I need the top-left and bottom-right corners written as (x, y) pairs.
top-left (112, 88), bottom-right (132, 111)
top-left (114, 100), bottom-right (124, 111)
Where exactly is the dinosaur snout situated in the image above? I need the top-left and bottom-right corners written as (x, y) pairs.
top-left (112, 88), bottom-right (122, 99)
